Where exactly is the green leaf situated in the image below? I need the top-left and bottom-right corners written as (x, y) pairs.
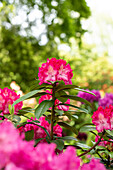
top-left (31, 120), bottom-right (40, 123)
top-left (8, 104), bottom-right (14, 114)
top-left (72, 115), bottom-right (78, 119)
top-left (8, 104), bottom-right (12, 114)
top-left (12, 89), bottom-right (43, 106)
top-left (55, 90), bottom-right (68, 103)
top-left (59, 95), bottom-right (92, 106)
top-left (75, 88), bottom-right (96, 97)
top-left (109, 152), bottom-right (113, 158)
top-left (106, 135), bottom-right (113, 140)
top-left (34, 138), bottom-right (45, 146)
top-left (55, 109), bottom-right (64, 116)
top-left (13, 115), bottom-right (21, 123)
top-left (3, 114), bottom-right (11, 119)
top-left (106, 130), bottom-right (113, 136)
top-left (29, 92), bottom-right (51, 98)
top-left (51, 139), bottom-right (64, 150)
top-left (35, 100), bottom-right (54, 119)
top-left (75, 142), bottom-right (90, 149)
top-left (96, 145), bottom-right (106, 150)
top-left (57, 103), bottom-right (89, 114)
top-left (18, 107), bottom-right (34, 115)
top-left (57, 80), bottom-right (65, 85)
top-left (80, 125), bottom-right (96, 132)
top-left (25, 130), bottom-right (34, 141)
top-left (56, 136), bottom-right (78, 141)
top-left (32, 83), bottom-right (52, 90)
top-left (55, 84), bottom-right (78, 92)
top-left (58, 122), bottom-right (78, 134)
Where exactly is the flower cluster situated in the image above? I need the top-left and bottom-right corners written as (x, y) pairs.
top-left (18, 116), bottom-right (62, 142)
top-left (92, 105), bottom-right (113, 132)
top-left (38, 58), bottom-right (73, 85)
top-left (99, 93), bottom-right (113, 108)
top-left (39, 90), bottom-right (70, 111)
top-left (77, 89), bottom-right (101, 103)
top-left (95, 135), bottom-right (113, 149)
top-left (0, 87), bottom-right (23, 115)
top-left (0, 120), bottom-right (106, 170)
top-left (81, 158), bottom-right (106, 170)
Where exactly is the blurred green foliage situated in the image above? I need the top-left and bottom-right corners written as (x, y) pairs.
top-left (0, 0), bottom-right (91, 91)
top-left (0, 0), bottom-right (113, 93)
top-left (61, 39), bottom-right (113, 91)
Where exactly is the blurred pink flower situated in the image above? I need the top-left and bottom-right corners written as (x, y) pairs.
top-left (0, 120), bottom-right (107, 170)
top-left (51, 146), bottom-right (81, 170)
top-left (81, 158), bottom-right (106, 170)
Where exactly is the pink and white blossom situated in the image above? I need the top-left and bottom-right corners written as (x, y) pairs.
top-left (0, 87), bottom-right (23, 115)
top-left (38, 58), bottom-right (73, 85)
top-left (92, 106), bottom-right (111, 132)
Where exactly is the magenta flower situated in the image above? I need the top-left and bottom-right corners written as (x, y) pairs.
top-left (91, 106), bottom-right (112, 132)
top-left (38, 58), bottom-right (73, 85)
top-left (0, 120), bottom-right (20, 168)
top-left (39, 90), bottom-right (70, 111)
top-left (0, 120), bottom-right (107, 170)
top-left (99, 93), bottom-right (113, 108)
top-left (95, 135), bottom-right (113, 148)
top-left (77, 89), bottom-right (101, 103)
top-left (81, 158), bottom-right (106, 170)
top-left (0, 120), bottom-right (37, 169)
top-left (95, 135), bottom-right (106, 146)
top-left (0, 87), bottom-right (23, 115)
top-left (34, 143), bottom-right (56, 169)
top-left (51, 146), bottom-right (81, 170)
top-left (19, 116), bottom-right (62, 142)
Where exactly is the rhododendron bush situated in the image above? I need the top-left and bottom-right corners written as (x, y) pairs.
top-left (0, 58), bottom-right (113, 169)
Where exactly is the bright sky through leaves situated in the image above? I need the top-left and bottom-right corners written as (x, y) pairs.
top-left (83, 0), bottom-right (113, 63)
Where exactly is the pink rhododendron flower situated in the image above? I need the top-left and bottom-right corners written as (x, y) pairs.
top-left (0, 87), bottom-right (23, 115)
top-left (34, 143), bottom-right (56, 169)
top-left (9, 140), bottom-right (35, 169)
top-left (78, 89), bottom-right (101, 103)
top-left (95, 135), bottom-right (113, 148)
top-left (0, 120), bottom-right (107, 170)
top-left (38, 90), bottom-right (52, 104)
top-left (108, 105), bottom-right (113, 129)
top-left (99, 93), bottom-right (113, 108)
top-left (95, 135), bottom-right (106, 146)
top-left (0, 120), bottom-right (37, 169)
top-left (18, 116), bottom-right (62, 142)
top-left (51, 146), bottom-right (81, 170)
top-left (5, 163), bottom-right (24, 170)
top-left (81, 158), bottom-right (106, 170)
top-left (38, 58), bottom-right (73, 85)
top-left (39, 90), bottom-right (70, 111)
top-left (91, 106), bottom-right (111, 132)
top-left (0, 120), bottom-right (22, 168)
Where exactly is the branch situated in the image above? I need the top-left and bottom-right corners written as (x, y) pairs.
top-left (78, 130), bottom-right (105, 157)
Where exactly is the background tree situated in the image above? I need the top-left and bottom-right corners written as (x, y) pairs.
top-left (0, 0), bottom-right (91, 91)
